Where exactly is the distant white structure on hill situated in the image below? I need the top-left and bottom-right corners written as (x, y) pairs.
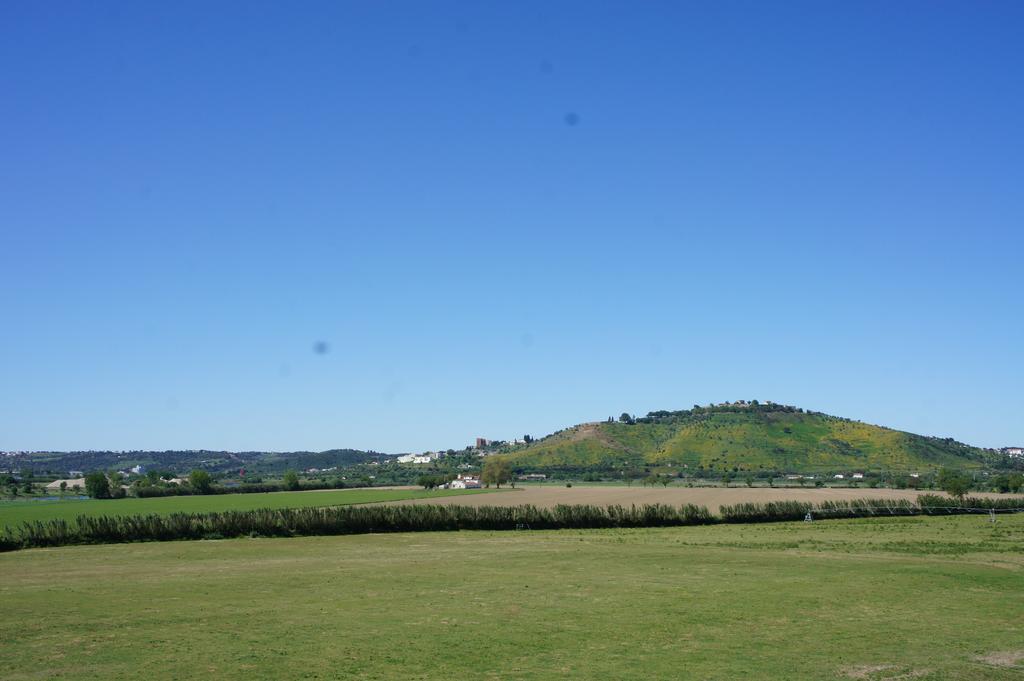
top-left (397, 451), bottom-right (443, 465)
top-left (1002, 447), bottom-right (1024, 458)
top-left (448, 474), bottom-right (481, 489)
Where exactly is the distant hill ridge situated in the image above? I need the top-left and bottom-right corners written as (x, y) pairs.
top-left (5, 448), bottom-right (385, 476)
top-left (6, 402), bottom-right (1002, 476)
top-left (500, 401), bottom-right (996, 474)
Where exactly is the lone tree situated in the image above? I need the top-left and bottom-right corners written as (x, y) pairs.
top-left (417, 475), bottom-right (442, 490)
top-left (282, 470), bottom-right (300, 491)
top-left (59, 480), bottom-right (67, 497)
top-left (482, 458), bottom-right (512, 488)
top-left (189, 469), bottom-right (213, 494)
top-left (937, 468), bottom-right (972, 502)
top-left (84, 472), bottom-right (111, 499)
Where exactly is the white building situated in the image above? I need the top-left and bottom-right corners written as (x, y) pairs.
top-left (449, 474), bottom-right (481, 489)
top-left (1002, 447), bottom-right (1024, 458)
top-left (398, 451), bottom-right (442, 465)
top-left (851, 473), bottom-right (864, 479)
top-left (833, 474), bottom-right (845, 479)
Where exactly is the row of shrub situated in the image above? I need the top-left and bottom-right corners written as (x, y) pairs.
top-left (719, 498), bottom-right (922, 523)
top-left (3, 497), bottom-right (1022, 552)
top-left (0, 503), bottom-right (715, 551)
top-left (718, 496), bottom-right (1024, 523)
top-left (915, 494), bottom-right (1024, 510)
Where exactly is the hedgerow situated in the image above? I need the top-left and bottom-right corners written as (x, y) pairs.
top-left (2, 497), bottom-right (1021, 551)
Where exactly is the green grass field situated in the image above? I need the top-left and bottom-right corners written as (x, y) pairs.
top-left (0, 487), bottom-right (500, 530)
top-left (2, 514), bottom-right (1022, 680)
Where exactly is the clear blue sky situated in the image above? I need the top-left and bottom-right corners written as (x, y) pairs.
top-left (2, 2), bottom-right (1022, 453)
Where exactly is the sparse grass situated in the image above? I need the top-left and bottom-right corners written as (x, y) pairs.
top-left (1, 514), bottom-right (1022, 680)
top-left (510, 408), bottom-right (991, 473)
top-left (0, 487), bottom-right (502, 530)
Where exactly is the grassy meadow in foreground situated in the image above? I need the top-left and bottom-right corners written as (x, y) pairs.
top-left (2, 514), bottom-right (1022, 680)
top-left (0, 487), bottom-right (500, 530)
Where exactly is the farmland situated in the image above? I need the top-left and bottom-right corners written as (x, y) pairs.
top-left (0, 487), bottom-right (498, 530)
top-left (389, 485), bottom-right (1012, 512)
top-left (2, 514), bottom-right (1022, 680)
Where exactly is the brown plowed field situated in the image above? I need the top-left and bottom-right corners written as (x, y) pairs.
top-left (385, 485), bottom-right (1009, 512)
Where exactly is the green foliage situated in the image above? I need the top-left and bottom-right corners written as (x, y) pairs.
top-left (481, 458), bottom-right (512, 488)
top-left (84, 472), bottom-right (111, 499)
top-left (991, 473), bottom-right (1024, 494)
top-left (282, 470), bottom-right (300, 491)
top-left (916, 494), bottom-right (1024, 510)
top-left (188, 470), bottom-right (212, 494)
top-left (936, 468), bottom-right (971, 500)
top-left (417, 475), bottom-right (449, 490)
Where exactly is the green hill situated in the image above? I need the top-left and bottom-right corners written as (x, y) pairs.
top-left (502, 402), bottom-right (995, 474)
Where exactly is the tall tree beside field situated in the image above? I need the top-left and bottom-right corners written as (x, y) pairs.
top-left (283, 470), bottom-right (300, 491)
top-left (84, 472), bottom-right (111, 499)
top-left (937, 468), bottom-right (972, 501)
top-left (189, 469), bottom-right (213, 494)
top-left (482, 458), bottom-right (512, 488)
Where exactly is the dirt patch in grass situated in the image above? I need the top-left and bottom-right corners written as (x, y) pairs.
top-left (841, 665), bottom-right (931, 680)
top-left (843, 663), bottom-right (896, 679)
top-left (975, 650), bottom-right (1024, 668)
